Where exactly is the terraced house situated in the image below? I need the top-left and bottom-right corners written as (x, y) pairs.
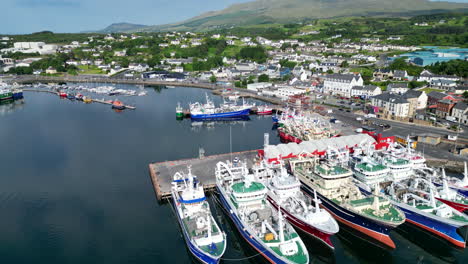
top-left (323, 73), bottom-right (363, 97)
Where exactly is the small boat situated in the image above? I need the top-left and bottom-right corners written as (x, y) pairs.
top-left (0, 88), bottom-right (13, 101)
top-left (67, 93), bottom-right (75, 100)
top-left (75, 93), bottom-right (84, 101)
top-left (216, 160), bottom-right (310, 264)
top-left (12, 88), bottom-right (23, 100)
top-left (112, 100), bottom-right (125, 110)
top-left (171, 166), bottom-right (227, 263)
top-left (176, 102), bottom-right (184, 118)
top-left (83, 97), bottom-right (92, 103)
top-left (167, 85), bottom-right (176, 89)
top-left (58, 91), bottom-right (67, 98)
top-left (257, 105), bottom-right (273, 115)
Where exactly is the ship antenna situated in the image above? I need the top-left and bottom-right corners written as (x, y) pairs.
top-left (313, 189), bottom-right (321, 212)
top-left (278, 203), bottom-right (285, 243)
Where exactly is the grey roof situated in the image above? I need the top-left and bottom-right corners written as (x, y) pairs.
top-left (374, 68), bottom-right (392, 73)
top-left (393, 70), bottom-right (407, 78)
top-left (356, 85), bottom-right (379, 92)
top-left (403, 90), bottom-right (423, 99)
top-left (427, 91), bottom-right (447, 99)
top-left (388, 83), bottom-right (408, 89)
top-left (454, 102), bottom-right (468, 111)
top-left (372, 93), bottom-right (408, 104)
top-left (438, 99), bottom-right (453, 104)
top-left (324, 73), bottom-right (360, 82)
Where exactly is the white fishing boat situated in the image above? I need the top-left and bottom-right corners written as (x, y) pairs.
top-left (215, 160), bottom-right (309, 264)
top-left (171, 166), bottom-right (227, 263)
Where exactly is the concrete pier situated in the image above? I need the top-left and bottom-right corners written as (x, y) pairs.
top-left (148, 150), bottom-right (259, 200)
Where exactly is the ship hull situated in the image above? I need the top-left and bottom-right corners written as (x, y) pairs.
top-left (267, 196), bottom-right (335, 249)
top-left (12, 91), bottom-right (23, 100)
top-left (216, 185), bottom-right (298, 264)
top-left (395, 204), bottom-right (466, 248)
top-left (171, 197), bottom-right (221, 264)
top-left (278, 131), bottom-right (303, 144)
top-left (258, 110), bottom-right (273, 115)
top-left (435, 197), bottom-right (468, 213)
top-left (191, 108), bottom-right (250, 120)
top-left (300, 182), bottom-right (397, 248)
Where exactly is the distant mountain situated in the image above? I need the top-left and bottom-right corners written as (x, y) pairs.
top-left (100, 0), bottom-right (468, 32)
top-left (97, 22), bottom-right (149, 33)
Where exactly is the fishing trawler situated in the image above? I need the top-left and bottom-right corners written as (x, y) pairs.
top-left (390, 139), bottom-right (426, 169)
top-left (189, 94), bottom-right (250, 120)
top-left (431, 163), bottom-right (468, 198)
top-left (425, 169), bottom-right (468, 213)
top-left (382, 180), bottom-right (468, 248)
top-left (176, 102), bottom-right (184, 118)
top-left (291, 155), bottom-right (405, 248)
top-left (215, 160), bottom-right (309, 264)
top-left (257, 105), bottom-right (273, 115)
top-left (0, 88), bottom-right (13, 101)
top-left (350, 152), bottom-right (390, 186)
top-left (171, 166), bottom-right (227, 263)
top-left (277, 112), bottom-right (339, 143)
top-left (257, 161), bottom-right (339, 248)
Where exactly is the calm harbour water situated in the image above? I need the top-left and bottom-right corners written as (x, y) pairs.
top-left (0, 84), bottom-right (466, 264)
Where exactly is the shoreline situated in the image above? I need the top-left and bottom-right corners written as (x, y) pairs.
top-left (6, 75), bottom-right (284, 105)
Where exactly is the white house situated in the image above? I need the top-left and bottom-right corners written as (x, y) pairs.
top-left (371, 93), bottom-right (410, 117)
top-left (350, 85), bottom-right (382, 98)
top-left (323, 73), bottom-right (364, 97)
top-left (387, 83), bottom-right (409, 94)
top-left (247, 82), bottom-right (272, 92)
top-left (276, 87), bottom-right (305, 100)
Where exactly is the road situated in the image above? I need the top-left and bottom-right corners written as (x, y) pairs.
top-left (331, 109), bottom-right (463, 138)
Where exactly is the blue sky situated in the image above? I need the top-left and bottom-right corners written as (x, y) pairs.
top-left (2, 0), bottom-right (467, 34)
top-left (2, 0), bottom-right (249, 34)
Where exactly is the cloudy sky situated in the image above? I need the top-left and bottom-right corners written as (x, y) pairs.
top-left (2, 0), bottom-right (249, 34)
top-left (2, 0), bottom-right (467, 34)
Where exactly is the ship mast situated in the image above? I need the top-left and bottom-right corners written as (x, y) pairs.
top-left (278, 204), bottom-right (285, 243)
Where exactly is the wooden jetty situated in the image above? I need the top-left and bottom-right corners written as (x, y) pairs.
top-left (148, 150), bottom-right (259, 201)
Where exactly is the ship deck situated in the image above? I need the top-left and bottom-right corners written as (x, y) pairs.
top-left (148, 150), bottom-right (259, 201)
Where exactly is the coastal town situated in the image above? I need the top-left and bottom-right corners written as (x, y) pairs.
top-left (1, 7), bottom-right (468, 264)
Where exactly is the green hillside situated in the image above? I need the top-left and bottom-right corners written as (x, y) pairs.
top-left (136, 0), bottom-right (468, 32)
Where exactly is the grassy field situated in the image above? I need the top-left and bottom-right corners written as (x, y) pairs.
top-left (78, 65), bottom-right (105, 75)
top-left (419, 87), bottom-right (444, 93)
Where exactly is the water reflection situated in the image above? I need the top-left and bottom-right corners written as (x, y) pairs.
top-left (395, 223), bottom-right (458, 263)
top-left (0, 99), bottom-right (25, 116)
top-left (336, 224), bottom-right (394, 264)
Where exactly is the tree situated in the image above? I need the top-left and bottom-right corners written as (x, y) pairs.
top-left (279, 59), bottom-right (297, 69)
top-left (258, 74), bottom-right (269, 82)
top-left (235, 81), bottom-right (242, 88)
top-left (463, 91), bottom-right (468, 99)
top-left (238, 47), bottom-right (267, 63)
top-left (210, 75), bottom-right (217, 83)
top-left (326, 69), bottom-right (334, 74)
top-left (340, 61), bottom-right (349, 68)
